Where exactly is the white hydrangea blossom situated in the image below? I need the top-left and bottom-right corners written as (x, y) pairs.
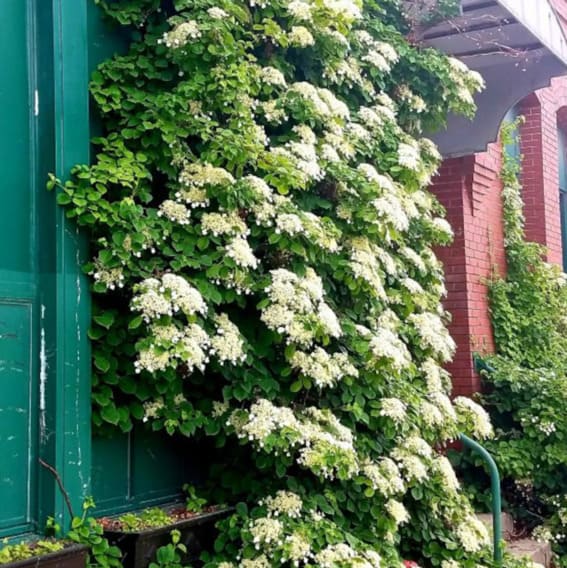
top-left (385, 499), bottom-right (409, 525)
top-left (287, 0), bottom-right (312, 20)
top-left (201, 211), bottom-right (249, 237)
top-left (249, 517), bottom-right (283, 549)
top-left (132, 275), bottom-right (207, 322)
top-left (281, 533), bottom-right (312, 565)
top-left (226, 237), bottom-right (259, 269)
top-left (291, 347), bottom-right (358, 389)
top-left (229, 400), bottom-right (358, 480)
top-left (209, 313), bottom-right (246, 365)
top-left (179, 162), bottom-right (234, 191)
top-left (409, 312), bottom-right (456, 362)
top-left (261, 491), bottom-right (303, 518)
top-left (361, 457), bottom-right (405, 497)
top-left (158, 200), bottom-right (191, 225)
top-left (369, 329), bottom-right (412, 371)
top-left (455, 516), bottom-right (491, 552)
top-left (288, 26), bottom-right (315, 47)
top-left (398, 142), bottom-right (421, 171)
top-left (454, 396), bottom-right (494, 439)
top-left (379, 398), bottom-right (407, 424)
top-left (315, 543), bottom-right (381, 568)
top-left (162, 21), bottom-right (201, 48)
top-left (260, 66), bottom-right (287, 87)
top-left (261, 268), bottom-right (341, 346)
top-left (207, 6), bottom-right (228, 19)
top-left (435, 456), bottom-right (460, 491)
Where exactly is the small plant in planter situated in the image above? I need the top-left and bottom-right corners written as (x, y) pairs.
top-left (99, 489), bottom-right (230, 568)
top-left (0, 539), bottom-right (88, 568)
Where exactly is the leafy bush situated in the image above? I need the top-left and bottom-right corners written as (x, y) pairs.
top-left (52, 0), bottom-right (530, 565)
top-left (455, 121), bottom-right (567, 565)
top-left (0, 540), bottom-right (64, 565)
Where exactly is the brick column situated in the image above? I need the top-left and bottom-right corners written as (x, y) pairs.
top-left (519, 90), bottom-right (563, 265)
top-left (430, 143), bottom-right (506, 396)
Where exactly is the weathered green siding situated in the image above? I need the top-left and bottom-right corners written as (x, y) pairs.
top-left (0, 0), bottom-right (41, 537)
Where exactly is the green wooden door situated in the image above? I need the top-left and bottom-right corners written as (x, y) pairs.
top-left (0, 0), bottom-right (40, 536)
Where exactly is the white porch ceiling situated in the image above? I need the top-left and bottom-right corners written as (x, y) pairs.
top-left (424, 0), bottom-right (567, 157)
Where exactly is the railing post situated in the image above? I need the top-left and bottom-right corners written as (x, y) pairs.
top-left (459, 433), bottom-right (503, 565)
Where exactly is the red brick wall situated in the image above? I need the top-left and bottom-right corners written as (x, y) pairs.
top-left (430, 144), bottom-right (506, 396)
top-left (431, 75), bottom-right (567, 396)
top-left (519, 79), bottom-right (567, 265)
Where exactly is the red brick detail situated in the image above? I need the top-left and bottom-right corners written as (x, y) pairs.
top-left (519, 78), bottom-right (567, 266)
top-left (430, 144), bottom-right (506, 396)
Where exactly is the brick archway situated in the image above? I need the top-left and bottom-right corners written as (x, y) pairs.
top-left (518, 77), bottom-right (567, 265)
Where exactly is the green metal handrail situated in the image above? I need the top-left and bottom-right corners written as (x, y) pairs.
top-left (459, 433), bottom-right (503, 565)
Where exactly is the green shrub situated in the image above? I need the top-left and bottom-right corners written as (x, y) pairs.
top-left (52, 0), bottom-right (526, 564)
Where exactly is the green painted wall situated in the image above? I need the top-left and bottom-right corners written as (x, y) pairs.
top-left (0, 1), bottom-right (195, 537)
top-left (0, 0), bottom-right (43, 537)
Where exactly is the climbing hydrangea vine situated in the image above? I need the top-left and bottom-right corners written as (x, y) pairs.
top-left (51, 0), bottom-right (533, 565)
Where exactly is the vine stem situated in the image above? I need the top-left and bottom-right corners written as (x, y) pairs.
top-left (39, 458), bottom-right (75, 520)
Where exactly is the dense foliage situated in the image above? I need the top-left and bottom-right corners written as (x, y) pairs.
top-left (456, 122), bottom-right (567, 565)
top-left (52, 0), bottom-right (535, 565)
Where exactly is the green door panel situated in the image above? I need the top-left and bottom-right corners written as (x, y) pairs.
top-left (0, 0), bottom-right (34, 284)
top-left (0, 0), bottom-right (38, 536)
top-left (0, 303), bottom-right (35, 534)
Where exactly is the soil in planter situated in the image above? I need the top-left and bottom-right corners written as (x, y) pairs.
top-left (0, 543), bottom-right (88, 568)
top-left (100, 506), bottom-right (231, 568)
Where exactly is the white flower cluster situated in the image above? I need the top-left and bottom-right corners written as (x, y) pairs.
top-left (161, 21), bottom-right (201, 49)
top-left (349, 238), bottom-right (387, 299)
top-left (408, 312), bottom-right (456, 362)
top-left (142, 398), bottom-right (165, 422)
top-left (92, 266), bottom-right (125, 290)
top-left (158, 199), bottom-right (191, 225)
top-left (397, 85), bottom-right (427, 114)
top-left (131, 274), bottom-right (207, 322)
top-left (288, 82), bottom-right (350, 121)
top-left (209, 313), bottom-right (246, 365)
top-left (249, 517), bottom-right (283, 549)
top-left (398, 141), bottom-right (421, 171)
top-left (260, 66), bottom-right (287, 87)
top-left (207, 7), bottom-right (228, 19)
top-left (361, 457), bottom-right (405, 497)
top-left (225, 237), bottom-right (259, 269)
top-left (379, 398), bottom-right (407, 424)
top-left (229, 400), bottom-right (358, 479)
top-left (369, 328), bottom-right (412, 372)
top-left (455, 516), bottom-right (491, 552)
top-left (315, 544), bottom-right (381, 568)
top-left (291, 347), bottom-right (358, 389)
top-left (281, 532), bottom-right (312, 566)
top-left (177, 162), bottom-right (234, 207)
top-left (435, 456), bottom-right (460, 491)
top-left (261, 268), bottom-right (341, 346)
top-left (385, 499), bottom-right (409, 526)
top-left (447, 57), bottom-right (485, 99)
top-left (201, 211), bottom-right (248, 237)
top-left (288, 26), bottom-right (315, 47)
top-left (454, 396), bottom-right (494, 440)
top-left (135, 322), bottom-right (210, 374)
top-left (261, 491), bottom-right (303, 518)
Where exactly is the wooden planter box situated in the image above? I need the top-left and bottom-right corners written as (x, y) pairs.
top-left (2, 545), bottom-right (88, 568)
top-left (103, 508), bottom-right (231, 568)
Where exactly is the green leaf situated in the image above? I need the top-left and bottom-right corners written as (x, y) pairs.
top-left (94, 311), bottom-right (115, 329)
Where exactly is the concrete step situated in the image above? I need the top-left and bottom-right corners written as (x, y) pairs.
top-left (476, 512), bottom-right (515, 540)
top-left (506, 538), bottom-right (553, 567)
